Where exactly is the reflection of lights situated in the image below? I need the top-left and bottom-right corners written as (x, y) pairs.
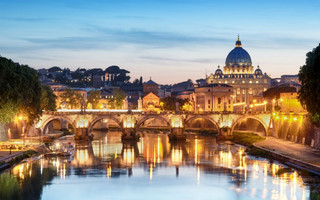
top-left (106, 163), bottom-right (112, 178)
top-left (150, 164), bottom-right (153, 181)
top-left (197, 166), bottom-right (200, 185)
top-left (123, 147), bottom-right (135, 165)
top-left (195, 139), bottom-right (198, 164)
top-left (171, 148), bottom-right (182, 165)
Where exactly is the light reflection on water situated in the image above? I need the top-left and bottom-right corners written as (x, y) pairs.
top-left (2, 131), bottom-right (320, 200)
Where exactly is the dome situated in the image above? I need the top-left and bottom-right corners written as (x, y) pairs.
top-left (225, 36), bottom-right (252, 67)
top-left (254, 66), bottom-right (262, 75)
top-left (215, 66), bottom-right (223, 75)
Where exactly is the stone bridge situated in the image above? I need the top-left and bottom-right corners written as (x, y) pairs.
top-left (36, 110), bottom-right (274, 140)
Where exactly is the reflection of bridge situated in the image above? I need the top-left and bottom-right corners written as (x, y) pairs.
top-left (37, 111), bottom-right (273, 140)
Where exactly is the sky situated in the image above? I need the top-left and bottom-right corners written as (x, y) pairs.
top-left (0, 0), bottom-right (319, 84)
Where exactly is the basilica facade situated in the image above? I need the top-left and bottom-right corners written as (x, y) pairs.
top-left (206, 36), bottom-right (271, 110)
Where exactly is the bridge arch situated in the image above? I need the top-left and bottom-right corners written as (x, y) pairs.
top-left (41, 116), bottom-right (77, 135)
top-left (135, 115), bottom-right (171, 130)
top-left (88, 116), bottom-right (123, 133)
top-left (184, 115), bottom-right (220, 133)
top-left (230, 116), bottom-right (268, 136)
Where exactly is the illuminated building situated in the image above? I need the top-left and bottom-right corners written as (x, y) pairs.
top-left (192, 83), bottom-right (234, 112)
top-left (279, 92), bottom-right (306, 113)
top-left (206, 36), bottom-right (271, 107)
top-left (142, 79), bottom-right (160, 111)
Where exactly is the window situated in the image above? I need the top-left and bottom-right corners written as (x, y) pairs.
top-left (264, 79), bottom-right (267, 83)
top-left (249, 80), bottom-right (252, 84)
top-left (218, 98), bottom-right (221, 104)
top-left (208, 99), bottom-right (211, 104)
top-left (228, 99), bottom-right (231, 104)
top-left (249, 88), bottom-right (253, 95)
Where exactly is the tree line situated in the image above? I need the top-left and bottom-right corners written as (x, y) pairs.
top-left (0, 56), bottom-right (56, 134)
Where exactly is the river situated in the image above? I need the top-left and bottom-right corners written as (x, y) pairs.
top-left (1, 131), bottom-right (320, 200)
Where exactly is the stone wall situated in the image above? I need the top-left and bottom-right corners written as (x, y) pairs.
top-left (0, 123), bottom-right (8, 141)
top-left (273, 115), bottom-right (320, 149)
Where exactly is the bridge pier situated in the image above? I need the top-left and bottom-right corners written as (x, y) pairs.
top-left (169, 128), bottom-right (186, 141)
top-left (75, 128), bottom-right (93, 141)
top-left (122, 128), bottom-right (139, 141)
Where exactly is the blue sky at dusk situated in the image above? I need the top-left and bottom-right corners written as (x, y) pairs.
top-left (0, 0), bottom-right (319, 84)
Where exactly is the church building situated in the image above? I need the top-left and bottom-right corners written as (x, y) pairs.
top-left (206, 36), bottom-right (271, 109)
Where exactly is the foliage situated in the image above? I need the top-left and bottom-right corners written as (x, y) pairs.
top-left (298, 43), bottom-right (320, 126)
top-left (0, 56), bottom-right (42, 125)
top-left (246, 147), bottom-right (271, 159)
top-left (232, 132), bottom-right (265, 147)
top-left (0, 173), bottom-right (20, 200)
top-left (309, 113), bottom-right (320, 127)
top-left (87, 89), bottom-right (101, 109)
top-left (263, 85), bottom-right (296, 100)
top-left (108, 88), bottom-right (126, 109)
top-left (161, 96), bottom-right (190, 111)
top-left (41, 85), bottom-right (56, 111)
top-left (60, 88), bottom-right (83, 109)
top-left (0, 102), bottom-right (18, 123)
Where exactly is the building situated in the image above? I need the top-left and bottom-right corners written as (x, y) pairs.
top-left (281, 75), bottom-right (300, 85)
top-left (143, 79), bottom-right (158, 96)
top-left (206, 36), bottom-right (271, 107)
top-left (142, 92), bottom-right (160, 111)
top-left (142, 79), bottom-right (160, 111)
top-left (192, 84), bottom-right (234, 112)
top-left (279, 92), bottom-right (306, 113)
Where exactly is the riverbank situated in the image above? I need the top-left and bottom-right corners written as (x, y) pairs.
top-left (0, 150), bottom-right (38, 172)
top-left (253, 137), bottom-right (320, 175)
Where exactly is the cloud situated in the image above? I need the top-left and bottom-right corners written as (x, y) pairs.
top-left (139, 56), bottom-right (222, 64)
top-left (21, 26), bottom-right (230, 50)
top-left (0, 16), bottom-right (49, 22)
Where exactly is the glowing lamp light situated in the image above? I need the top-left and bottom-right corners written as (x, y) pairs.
top-left (275, 116), bottom-right (280, 120)
top-left (283, 116), bottom-right (287, 120)
top-left (293, 117), bottom-right (297, 121)
top-left (123, 120), bottom-right (134, 128)
top-left (77, 119), bottom-right (88, 128)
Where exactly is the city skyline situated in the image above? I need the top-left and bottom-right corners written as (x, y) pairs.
top-left (0, 0), bottom-right (319, 84)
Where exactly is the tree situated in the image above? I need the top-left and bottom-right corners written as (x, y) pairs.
top-left (60, 88), bottom-right (83, 109)
top-left (263, 85), bottom-right (296, 100)
top-left (161, 96), bottom-right (190, 111)
top-left (41, 85), bottom-right (56, 111)
top-left (0, 56), bottom-right (42, 136)
top-left (87, 89), bottom-right (101, 109)
top-left (298, 43), bottom-right (320, 126)
top-left (108, 88), bottom-right (126, 109)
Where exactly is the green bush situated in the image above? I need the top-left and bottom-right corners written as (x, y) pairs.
top-left (232, 132), bottom-right (265, 147)
top-left (246, 147), bottom-right (271, 159)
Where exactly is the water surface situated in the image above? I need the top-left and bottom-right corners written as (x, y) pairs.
top-left (1, 131), bottom-right (320, 200)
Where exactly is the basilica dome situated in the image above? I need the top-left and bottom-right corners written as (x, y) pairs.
top-left (254, 66), bottom-right (263, 75)
top-left (225, 36), bottom-right (252, 67)
top-left (215, 66), bottom-right (223, 75)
